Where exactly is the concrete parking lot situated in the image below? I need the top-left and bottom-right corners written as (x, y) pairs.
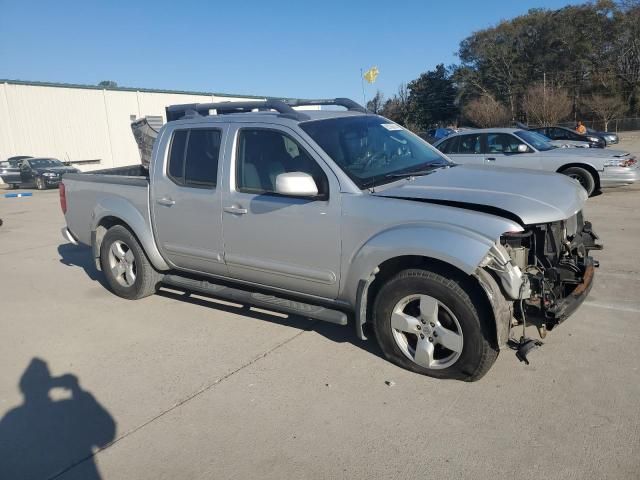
top-left (1, 154), bottom-right (639, 478)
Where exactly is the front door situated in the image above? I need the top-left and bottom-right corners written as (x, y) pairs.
top-left (151, 126), bottom-right (227, 276)
top-left (20, 161), bottom-right (35, 185)
top-left (484, 133), bottom-right (541, 169)
top-left (222, 125), bottom-right (341, 299)
top-left (446, 133), bottom-right (485, 165)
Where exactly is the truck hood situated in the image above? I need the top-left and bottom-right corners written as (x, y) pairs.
top-left (372, 165), bottom-right (587, 225)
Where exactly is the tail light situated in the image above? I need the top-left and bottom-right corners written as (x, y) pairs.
top-left (59, 183), bottom-right (67, 214)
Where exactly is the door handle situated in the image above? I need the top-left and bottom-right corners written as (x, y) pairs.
top-left (157, 197), bottom-right (176, 206)
top-left (223, 205), bottom-right (248, 215)
top-left (486, 157), bottom-right (496, 162)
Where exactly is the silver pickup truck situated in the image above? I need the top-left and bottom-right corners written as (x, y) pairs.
top-left (60, 98), bottom-right (601, 381)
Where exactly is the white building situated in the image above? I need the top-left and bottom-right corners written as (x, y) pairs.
top-left (0, 80), bottom-right (292, 171)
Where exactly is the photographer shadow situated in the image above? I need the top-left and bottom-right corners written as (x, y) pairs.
top-left (0, 358), bottom-right (116, 480)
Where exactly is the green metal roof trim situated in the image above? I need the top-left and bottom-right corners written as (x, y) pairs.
top-left (0, 78), bottom-right (289, 100)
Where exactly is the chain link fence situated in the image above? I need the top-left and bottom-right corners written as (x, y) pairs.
top-left (558, 118), bottom-right (640, 133)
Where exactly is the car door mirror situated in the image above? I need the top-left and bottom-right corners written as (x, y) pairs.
top-left (517, 144), bottom-right (529, 153)
top-left (275, 172), bottom-right (318, 197)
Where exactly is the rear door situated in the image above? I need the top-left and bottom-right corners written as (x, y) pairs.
top-left (151, 125), bottom-right (228, 276)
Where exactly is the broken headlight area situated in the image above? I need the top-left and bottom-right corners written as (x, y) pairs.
top-left (498, 211), bottom-right (602, 334)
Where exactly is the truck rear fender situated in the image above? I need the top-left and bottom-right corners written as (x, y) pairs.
top-left (91, 197), bottom-right (169, 272)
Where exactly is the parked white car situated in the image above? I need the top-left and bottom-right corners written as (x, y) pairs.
top-left (434, 128), bottom-right (638, 195)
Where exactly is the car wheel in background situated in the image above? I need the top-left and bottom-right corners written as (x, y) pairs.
top-left (35, 177), bottom-right (46, 190)
top-left (100, 225), bottom-right (162, 300)
top-left (373, 268), bottom-right (498, 381)
top-left (562, 167), bottom-right (595, 196)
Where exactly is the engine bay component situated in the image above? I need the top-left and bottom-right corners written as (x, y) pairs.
top-left (500, 211), bottom-right (601, 332)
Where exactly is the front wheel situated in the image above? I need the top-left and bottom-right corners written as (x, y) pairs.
top-left (35, 177), bottom-right (46, 190)
top-left (373, 269), bottom-right (498, 381)
top-left (100, 225), bottom-right (162, 300)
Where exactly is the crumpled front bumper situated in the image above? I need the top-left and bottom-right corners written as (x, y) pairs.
top-left (544, 257), bottom-right (595, 328)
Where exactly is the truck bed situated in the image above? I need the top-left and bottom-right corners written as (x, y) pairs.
top-left (62, 165), bottom-right (151, 248)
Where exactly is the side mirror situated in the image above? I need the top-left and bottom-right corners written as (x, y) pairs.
top-left (275, 172), bottom-right (318, 197)
top-left (517, 144), bottom-right (529, 153)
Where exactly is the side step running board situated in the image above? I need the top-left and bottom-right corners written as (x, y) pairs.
top-left (162, 274), bottom-right (348, 326)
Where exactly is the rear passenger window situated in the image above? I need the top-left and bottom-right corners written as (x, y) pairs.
top-left (168, 130), bottom-right (187, 182)
top-left (167, 129), bottom-right (221, 188)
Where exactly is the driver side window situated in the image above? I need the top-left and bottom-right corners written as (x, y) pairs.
top-left (487, 133), bottom-right (525, 153)
top-left (236, 129), bottom-right (329, 198)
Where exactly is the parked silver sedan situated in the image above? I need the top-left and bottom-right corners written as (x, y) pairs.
top-left (433, 128), bottom-right (638, 196)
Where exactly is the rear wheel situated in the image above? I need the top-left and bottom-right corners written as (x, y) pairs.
top-left (100, 225), bottom-right (162, 300)
top-left (373, 268), bottom-right (498, 381)
top-left (562, 167), bottom-right (595, 196)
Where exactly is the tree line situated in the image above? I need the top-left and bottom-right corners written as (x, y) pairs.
top-left (369, 0), bottom-right (640, 131)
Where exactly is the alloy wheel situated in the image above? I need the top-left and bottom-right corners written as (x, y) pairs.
top-left (107, 240), bottom-right (137, 287)
top-left (390, 294), bottom-right (463, 369)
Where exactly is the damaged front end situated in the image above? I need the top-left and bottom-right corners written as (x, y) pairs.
top-left (480, 210), bottom-right (602, 341)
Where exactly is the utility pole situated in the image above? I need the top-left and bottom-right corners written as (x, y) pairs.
top-left (543, 71), bottom-right (546, 126)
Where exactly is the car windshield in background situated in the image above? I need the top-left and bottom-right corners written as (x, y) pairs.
top-left (515, 130), bottom-right (555, 151)
top-left (29, 158), bottom-right (64, 168)
top-left (300, 116), bottom-right (450, 189)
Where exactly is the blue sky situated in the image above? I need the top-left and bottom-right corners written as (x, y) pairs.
top-left (1, 0), bottom-right (581, 102)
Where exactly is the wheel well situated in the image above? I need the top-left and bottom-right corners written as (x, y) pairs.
top-left (557, 163), bottom-right (600, 190)
top-left (364, 255), bottom-right (497, 345)
top-left (94, 216), bottom-right (136, 266)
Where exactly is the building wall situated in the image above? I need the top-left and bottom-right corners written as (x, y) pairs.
top-left (0, 82), bottom-right (267, 171)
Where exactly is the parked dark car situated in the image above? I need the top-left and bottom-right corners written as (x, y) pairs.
top-left (530, 126), bottom-right (606, 148)
top-left (585, 127), bottom-right (619, 145)
top-left (0, 160), bottom-right (22, 188)
top-left (19, 158), bottom-right (80, 190)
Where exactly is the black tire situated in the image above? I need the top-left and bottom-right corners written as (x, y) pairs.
top-left (100, 225), bottom-right (162, 300)
top-left (35, 177), bottom-right (46, 190)
top-left (562, 167), bottom-right (595, 196)
top-left (373, 268), bottom-right (498, 381)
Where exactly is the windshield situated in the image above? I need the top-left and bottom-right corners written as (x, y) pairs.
top-left (28, 158), bottom-right (64, 168)
top-left (514, 130), bottom-right (555, 152)
top-left (300, 115), bottom-right (450, 188)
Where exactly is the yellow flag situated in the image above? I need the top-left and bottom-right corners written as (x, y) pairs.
top-left (363, 66), bottom-right (379, 84)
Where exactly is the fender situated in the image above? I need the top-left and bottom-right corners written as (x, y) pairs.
top-left (91, 196), bottom-right (170, 271)
top-left (343, 222), bottom-right (515, 303)
top-left (343, 221), bottom-right (521, 341)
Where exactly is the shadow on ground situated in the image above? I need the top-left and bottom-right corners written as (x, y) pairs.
top-left (58, 243), bottom-right (109, 288)
top-left (57, 243), bottom-right (383, 360)
top-left (0, 358), bottom-right (116, 480)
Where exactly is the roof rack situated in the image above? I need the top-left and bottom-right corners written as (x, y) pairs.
top-left (165, 98), bottom-right (369, 122)
top-left (286, 98), bottom-right (368, 113)
top-left (166, 99), bottom-right (304, 122)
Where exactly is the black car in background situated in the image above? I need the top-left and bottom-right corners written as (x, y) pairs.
top-left (586, 127), bottom-right (619, 145)
top-left (530, 126), bottom-right (606, 148)
top-left (19, 158), bottom-right (80, 190)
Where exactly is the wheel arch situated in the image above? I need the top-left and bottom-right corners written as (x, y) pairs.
top-left (92, 211), bottom-right (169, 272)
top-left (355, 254), bottom-right (500, 349)
top-left (557, 163), bottom-right (601, 191)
